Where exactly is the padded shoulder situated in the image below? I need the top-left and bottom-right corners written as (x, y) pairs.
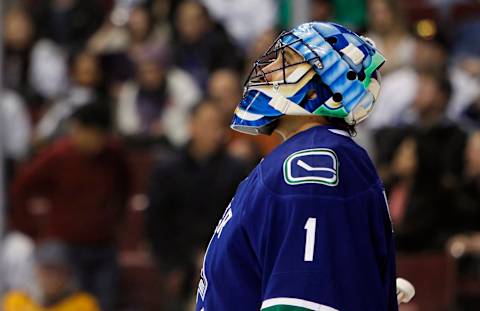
top-left (259, 126), bottom-right (379, 197)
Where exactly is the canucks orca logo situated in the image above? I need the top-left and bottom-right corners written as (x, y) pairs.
top-left (283, 148), bottom-right (339, 186)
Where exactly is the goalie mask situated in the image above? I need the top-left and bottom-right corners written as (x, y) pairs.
top-left (231, 22), bottom-right (386, 135)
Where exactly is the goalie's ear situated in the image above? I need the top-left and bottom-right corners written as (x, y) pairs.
top-left (307, 90), bottom-right (318, 100)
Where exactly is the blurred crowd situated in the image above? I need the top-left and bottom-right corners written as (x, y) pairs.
top-left (0, 0), bottom-right (479, 310)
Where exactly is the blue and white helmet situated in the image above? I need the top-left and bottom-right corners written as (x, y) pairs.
top-left (231, 22), bottom-right (386, 135)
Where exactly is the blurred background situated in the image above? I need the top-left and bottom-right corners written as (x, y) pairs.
top-left (0, 0), bottom-right (479, 310)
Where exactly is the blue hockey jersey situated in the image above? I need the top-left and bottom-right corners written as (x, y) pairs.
top-left (196, 125), bottom-right (398, 311)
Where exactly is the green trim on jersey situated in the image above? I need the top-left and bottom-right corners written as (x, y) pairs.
top-left (262, 305), bottom-right (313, 311)
top-left (261, 297), bottom-right (338, 311)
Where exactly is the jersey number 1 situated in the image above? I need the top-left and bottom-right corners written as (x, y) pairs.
top-left (304, 218), bottom-right (316, 262)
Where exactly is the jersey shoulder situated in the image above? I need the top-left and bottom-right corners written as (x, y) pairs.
top-left (259, 126), bottom-right (380, 197)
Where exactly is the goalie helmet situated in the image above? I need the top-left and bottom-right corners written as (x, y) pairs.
top-left (231, 22), bottom-right (386, 135)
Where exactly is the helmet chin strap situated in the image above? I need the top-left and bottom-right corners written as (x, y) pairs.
top-left (269, 92), bottom-right (311, 115)
top-left (273, 127), bottom-right (288, 141)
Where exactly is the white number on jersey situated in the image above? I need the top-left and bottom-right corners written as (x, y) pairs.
top-left (304, 218), bottom-right (317, 262)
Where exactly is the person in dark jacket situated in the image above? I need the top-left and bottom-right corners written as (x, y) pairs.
top-left (172, 0), bottom-right (243, 90)
top-left (146, 99), bottom-right (247, 311)
top-left (375, 70), bottom-right (467, 252)
top-left (10, 103), bottom-right (131, 311)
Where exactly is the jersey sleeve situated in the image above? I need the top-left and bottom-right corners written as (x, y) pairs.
top-left (242, 186), bottom-right (396, 311)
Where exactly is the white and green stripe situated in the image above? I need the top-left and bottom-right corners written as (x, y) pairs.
top-left (261, 298), bottom-right (338, 311)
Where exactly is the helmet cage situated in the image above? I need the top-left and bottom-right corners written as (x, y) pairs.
top-left (245, 31), bottom-right (323, 88)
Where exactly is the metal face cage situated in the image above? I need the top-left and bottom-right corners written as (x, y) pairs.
top-left (244, 31), bottom-right (324, 89)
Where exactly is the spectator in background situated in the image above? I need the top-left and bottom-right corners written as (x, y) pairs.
top-left (2, 241), bottom-right (100, 311)
top-left (88, 3), bottom-right (170, 83)
top-left (0, 232), bottom-right (37, 299)
top-left (207, 68), bottom-right (272, 165)
top-left (450, 16), bottom-right (480, 61)
top-left (448, 55), bottom-right (480, 123)
top-left (146, 99), bottom-right (247, 311)
top-left (207, 69), bottom-right (262, 167)
top-left (3, 5), bottom-right (36, 100)
top-left (26, 0), bottom-right (107, 102)
top-left (116, 3), bottom-right (169, 59)
top-left (447, 131), bottom-right (480, 310)
top-left (375, 70), bottom-right (467, 252)
top-left (0, 89), bottom-right (31, 182)
top-left (365, 32), bottom-right (448, 130)
top-left (368, 29), bottom-right (479, 130)
top-left (28, 37), bottom-right (69, 102)
top-left (461, 94), bottom-right (480, 130)
top-left (310, 0), bottom-right (334, 22)
top-left (10, 104), bottom-right (130, 311)
top-left (199, 0), bottom-right (277, 49)
top-left (367, 0), bottom-right (415, 75)
top-left (172, 0), bottom-right (243, 89)
top-left (115, 48), bottom-right (201, 146)
top-left (437, 14), bottom-right (480, 122)
top-left (207, 68), bottom-right (242, 122)
top-left (89, 4), bottom-right (158, 54)
top-left (35, 51), bottom-right (106, 143)
top-left (455, 131), bottom-right (480, 232)
top-left (32, 0), bottom-right (105, 54)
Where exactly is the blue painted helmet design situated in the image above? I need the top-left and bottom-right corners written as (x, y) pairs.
top-left (231, 22), bottom-right (386, 135)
